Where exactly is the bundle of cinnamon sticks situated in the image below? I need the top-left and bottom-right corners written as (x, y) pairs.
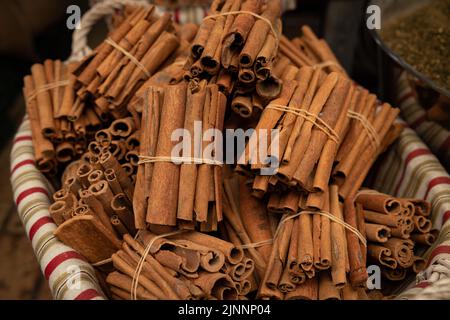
top-left (50, 118), bottom-right (139, 266)
top-left (184, 0), bottom-right (283, 114)
top-left (356, 190), bottom-right (436, 282)
top-left (107, 230), bottom-right (251, 300)
top-left (23, 60), bottom-right (101, 174)
top-left (73, 5), bottom-right (180, 121)
top-left (133, 82), bottom-right (227, 231)
top-left (237, 67), bottom-right (400, 206)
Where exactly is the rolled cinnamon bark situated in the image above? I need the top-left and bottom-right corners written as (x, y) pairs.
top-left (110, 117), bottom-right (136, 137)
top-left (53, 188), bottom-right (77, 208)
top-left (365, 223), bottom-right (391, 243)
top-left (190, 0), bottom-right (223, 60)
top-left (200, 0), bottom-right (236, 75)
top-left (111, 253), bottom-right (169, 300)
top-left (412, 256), bottom-right (426, 273)
top-left (116, 31), bottom-right (180, 106)
top-left (340, 106), bottom-right (400, 198)
top-left (106, 271), bottom-right (157, 300)
top-left (278, 72), bottom-right (340, 183)
top-left (410, 232), bottom-right (436, 246)
top-left (363, 209), bottom-right (402, 227)
top-left (292, 76), bottom-right (351, 187)
top-left (384, 238), bottom-right (414, 268)
top-left (329, 185), bottom-right (346, 288)
top-left (407, 199), bottom-right (431, 217)
top-left (111, 193), bottom-right (136, 235)
top-left (413, 216), bottom-right (432, 233)
top-left (238, 177), bottom-right (273, 264)
top-left (285, 217), bottom-right (300, 286)
top-left (194, 272), bottom-right (237, 300)
top-left (100, 151), bottom-right (134, 201)
top-left (123, 235), bottom-right (193, 299)
top-left (312, 86), bottom-right (357, 191)
top-left (239, 1), bottom-right (281, 68)
top-left (133, 87), bottom-right (161, 229)
top-left (49, 201), bottom-right (70, 225)
top-left (89, 180), bottom-right (116, 217)
top-left (226, 258), bottom-right (254, 282)
top-left (177, 81), bottom-right (206, 222)
top-left (390, 225), bottom-right (410, 239)
top-left (77, 162), bottom-right (94, 188)
top-left (104, 169), bottom-right (124, 196)
top-left (285, 277), bottom-right (318, 300)
top-left (381, 267), bottom-right (406, 281)
top-left (341, 282), bottom-right (359, 300)
top-left (111, 214), bottom-right (128, 235)
top-left (367, 245), bottom-right (397, 269)
top-left (147, 83), bottom-right (187, 226)
top-left (318, 271), bottom-right (341, 300)
top-left (79, 189), bottom-right (116, 235)
top-left (30, 63), bottom-right (55, 137)
top-left (298, 212), bottom-right (313, 272)
top-left (23, 76), bottom-right (55, 169)
top-left (342, 197), bottom-right (367, 287)
top-left (231, 95), bottom-right (253, 118)
top-left (87, 169), bottom-right (104, 185)
top-left (243, 80), bottom-right (297, 167)
top-left (221, 0), bottom-right (263, 68)
top-left (356, 191), bottom-right (402, 215)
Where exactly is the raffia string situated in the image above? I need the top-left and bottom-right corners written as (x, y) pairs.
top-left (138, 155), bottom-right (223, 166)
top-left (26, 80), bottom-right (70, 103)
top-left (131, 229), bottom-right (186, 300)
top-left (265, 104), bottom-right (340, 144)
top-left (203, 11), bottom-right (278, 48)
top-left (272, 210), bottom-right (367, 248)
top-left (238, 239), bottom-right (273, 249)
top-left (105, 38), bottom-right (151, 78)
top-left (347, 110), bottom-right (381, 149)
top-left (92, 257), bottom-right (112, 267)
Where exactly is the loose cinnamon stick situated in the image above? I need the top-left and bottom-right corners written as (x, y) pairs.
top-left (147, 84), bottom-right (187, 226)
top-left (329, 185), bottom-right (346, 288)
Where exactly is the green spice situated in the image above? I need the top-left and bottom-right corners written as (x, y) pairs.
top-left (381, 0), bottom-right (450, 91)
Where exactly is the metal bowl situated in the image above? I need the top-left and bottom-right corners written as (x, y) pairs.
top-left (369, 0), bottom-right (450, 97)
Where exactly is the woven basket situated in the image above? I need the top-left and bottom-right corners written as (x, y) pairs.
top-left (10, 0), bottom-right (450, 300)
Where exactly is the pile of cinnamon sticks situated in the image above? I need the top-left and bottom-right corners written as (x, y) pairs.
top-left (107, 230), bottom-right (251, 300)
top-left (238, 67), bottom-right (400, 207)
top-left (184, 0), bottom-right (283, 112)
top-left (23, 60), bottom-right (101, 174)
top-left (50, 118), bottom-right (139, 266)
top-left (73, 5), bottom-right (180, 121)
top-left (357, 190), bottom-right (436, 282)
top-left (133, 82), bottom-right (227, 231)
top-left (19, 0), bottom-right (438, 301)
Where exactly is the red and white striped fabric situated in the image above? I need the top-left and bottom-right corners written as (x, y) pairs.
top-left (372, 77), bottom-right (450, 299)
top-left (394, 71), bottom-right (450, 170)
top-left (10, 118), bottom-right (105, 300)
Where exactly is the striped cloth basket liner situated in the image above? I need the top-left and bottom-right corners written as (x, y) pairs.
top-left (10, 119), bottom-right (105, 300)
top-left (394, 70), bottom-right (450, 170)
